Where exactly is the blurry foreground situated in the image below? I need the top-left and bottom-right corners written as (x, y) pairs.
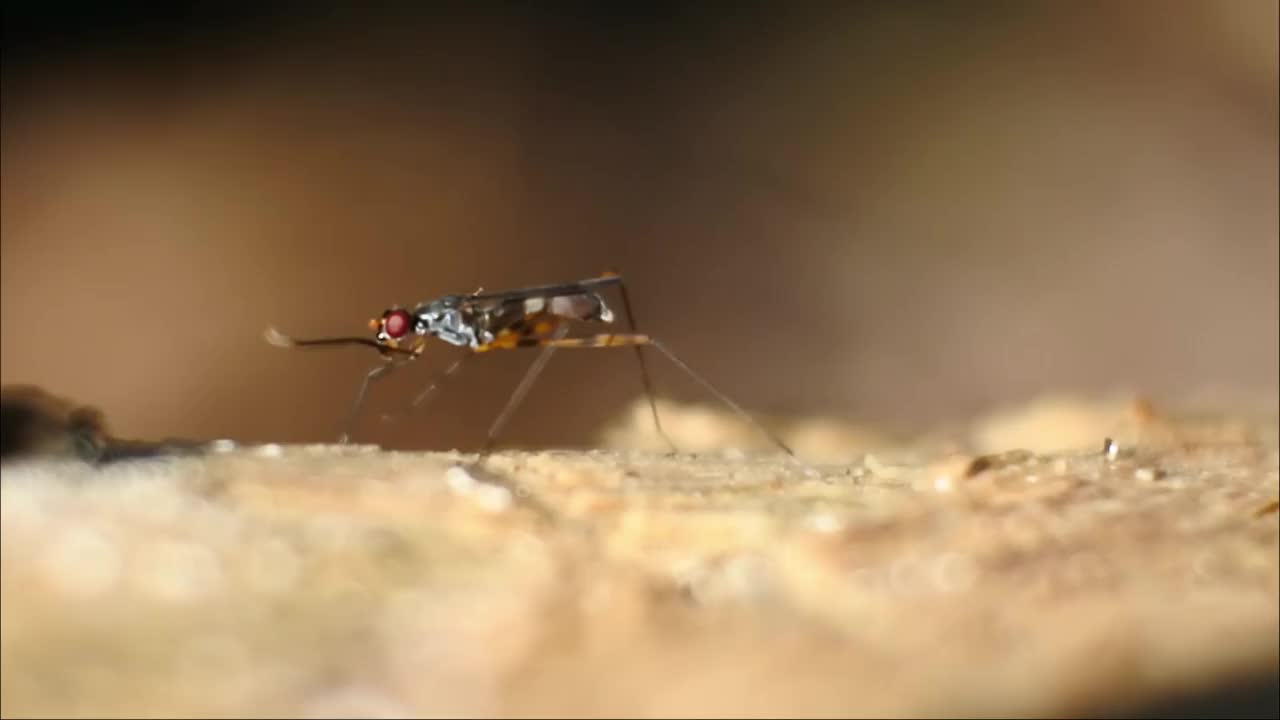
top-left (3, 1), bottom-right (1278, 451)
top-left (1, 389), bottom-right (1277, 718)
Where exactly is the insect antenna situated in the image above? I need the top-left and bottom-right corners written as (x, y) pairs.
top-left (265, 325), bottom-right (419, 442)
top-left (264, 326), bottom-right (416, 356)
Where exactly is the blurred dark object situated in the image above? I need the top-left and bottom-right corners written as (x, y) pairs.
top-left (0, 384), bottom-right (205, 464)
top-left (2, 0), bottom-right (294, 68)
top-left (1089, 672), bottom-right (1279, 720)
top-left (0, 384), bottom-right (110, 462)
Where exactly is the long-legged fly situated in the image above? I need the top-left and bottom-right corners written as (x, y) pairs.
top-left (265, 271), bottom-right (806, 468)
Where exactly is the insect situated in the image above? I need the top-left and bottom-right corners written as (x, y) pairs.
top-left (265, 271), bottom-right (807, 467)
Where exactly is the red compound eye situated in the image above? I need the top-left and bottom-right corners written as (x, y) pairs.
top-left (383, 309), bottom-right (412, 339)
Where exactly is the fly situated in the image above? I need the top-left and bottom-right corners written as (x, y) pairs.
top-left (265, 271), bottom-right (807, 470)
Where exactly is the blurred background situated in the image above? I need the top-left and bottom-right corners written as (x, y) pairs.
top-left (2, 0), bottom-right (1277, 452)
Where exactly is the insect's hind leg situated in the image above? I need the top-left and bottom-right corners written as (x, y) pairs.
top-left (542, 331), bottom-right (814, 475)
top-left (607, 274), bottom-right (680, 454)
top-left (644, 337), bottom-right (804, 466)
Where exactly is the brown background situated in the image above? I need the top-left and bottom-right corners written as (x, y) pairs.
top-left (2, 1), bottom-right (1277, 452)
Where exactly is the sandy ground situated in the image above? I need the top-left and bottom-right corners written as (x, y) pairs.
top-left (1, 389), bottom-right (1277, 718)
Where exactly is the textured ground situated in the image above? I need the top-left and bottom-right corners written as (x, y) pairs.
top-left (1, 389), bottom-right (1277, 718)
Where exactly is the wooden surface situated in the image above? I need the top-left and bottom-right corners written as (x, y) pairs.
top-left (1, 390), bottom-right (1277, 718)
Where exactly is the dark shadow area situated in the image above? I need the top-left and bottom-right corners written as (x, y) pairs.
top-left (0, 384), bottom-right (204, 463)
top-left (1088, 672), bottom-right (1280, 720)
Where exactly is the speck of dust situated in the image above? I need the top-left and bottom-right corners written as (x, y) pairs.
top-left (474, 483), bottom-right (514, 513)
top-left (1134, 467), bottom-right (1159, 482)
top-left (806, 512), bottom-right (845, 534)
top-left (445, 465), bottom-right (478, 494)
top-left (444, 465), bottom-right (513, 513)
top-left (254, 443), bottom-right (285, 458)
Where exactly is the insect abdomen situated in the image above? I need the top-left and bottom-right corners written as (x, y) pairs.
top-left (536, 293), bottom-right (614, 323)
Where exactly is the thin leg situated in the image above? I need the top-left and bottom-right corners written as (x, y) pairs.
top-left (339, 357), bottom-right (411, 443)
top-left (612, 277), bottom-right (679, 453)
top-left (377, 353), bottom-right (474, 426)
top-left (410, 353), bottom-right (472, 410)
top-left (537, 332), bottom-right (814, 474)
top-left (482, 325), bottom-right (570, 455)
top-left (647, 338), bottom-right (801, 462)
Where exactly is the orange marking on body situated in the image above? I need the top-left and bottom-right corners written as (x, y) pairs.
top-left (487, 330), bottom-right (520, 351)
top-left (610, 333), bottom-right (651, 346)
top-left (542, 333), bottom-right (652, 349)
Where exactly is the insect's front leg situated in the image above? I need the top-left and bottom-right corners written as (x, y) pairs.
top-left (378, 352), bottom-right (475, 427)
top-left (338, 349), bottom-right (420, 444)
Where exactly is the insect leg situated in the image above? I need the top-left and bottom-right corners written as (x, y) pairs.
top-left (410, 353), bottom-right (472, 410)
top-left (379, 352), bottom-right (474, 427)
top-left (608, 277), bottom-right (678, 453)
top-left (646, 337), bottom-right (802, 464)
top-left (338, 356), bottom-right (414, 443)
top-left (539, 333), bottom-right (811, 473)
top-left (482, 324), bottom-right (571, 455)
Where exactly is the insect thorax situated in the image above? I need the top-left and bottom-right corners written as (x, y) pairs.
top-left (413, 290), bottom-right (616, 349)
top-left (414, 297), bottom-right (483, 348)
